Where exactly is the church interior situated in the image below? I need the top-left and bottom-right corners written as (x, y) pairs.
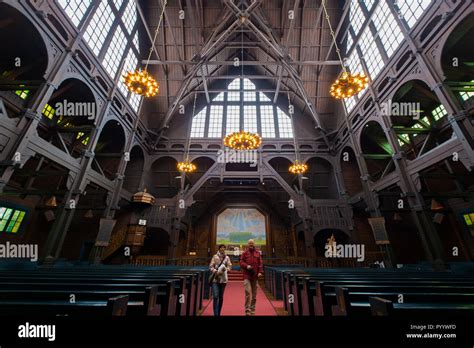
top-left (0, 0), bottom-right (473, 336)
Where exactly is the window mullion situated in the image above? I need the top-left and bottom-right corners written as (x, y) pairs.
top-left (256, 94), bottom-right (262, 136)
top-left (368, 22), bottom-right (389, 63)
top-left (240, 81), bottom-right (244, 131)
top-left (273, 105), bottom-right (280, 138)
top-left (222, 93), bottom-right (228, 136)
top-left (98, 19), bottom-right (120, 61)
top-left (204, 104), bottom-right (210, 138)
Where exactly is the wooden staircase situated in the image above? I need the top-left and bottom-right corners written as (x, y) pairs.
top-left (102, 228), bottom-right (127, 260)
top-left (227, 270), bottom-right (244, 282)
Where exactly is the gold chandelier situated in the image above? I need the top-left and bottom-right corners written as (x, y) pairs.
top-left (284, 90), bottom-right (308, 175)
top-left (330, 72), bottom-right (369, 99)
top-left (289, 160), bottom-right (308, 175)
top-left (224, 131), bottom-right (262, 150)
top-left (177, 159), bottom-right (197, 173)
top-left (322, 0), bottom-right (368, 99)
top-left (124, 70), bottom-right (159, 97)
top-left (124, 1), bottom-right (167, 98)
top-left (178, 92), bottom-right (198, 173)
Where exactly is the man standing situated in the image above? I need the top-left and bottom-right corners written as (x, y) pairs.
top-left (240, 239), bottom-right (263, 316)
top-left (209, 244), bottom-right (232, 316)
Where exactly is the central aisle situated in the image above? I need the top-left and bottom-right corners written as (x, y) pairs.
top-left (201, 281), bottom-right (279, 316)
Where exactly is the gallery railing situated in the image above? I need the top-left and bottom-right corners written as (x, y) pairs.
top-left (130, 252), bottom-right (385, 268)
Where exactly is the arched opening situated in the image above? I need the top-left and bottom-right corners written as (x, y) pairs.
top-left (187, 157), bottom-right (215, 186)
top-left (417, 160), bottom-right (474, 261)
top-left (441, 13), bottom-right (474, 106)
top-left (123, 146), bottom-right (144, 193)
top-left (303, 158), bottom-right (339, 199)
top-left (60, 183), bottom-right (108, 260)
top-left (378, 186), bottom-right (426, 264)
top-left (37, 78), bottom-right (96, 158)
top-left (340, 147), bottom-right (363, 196)
top-left (176, 229), bottom-right (187, 257)
top-left (297, 230), bottom-right (306, 257)
top-left (149, 157), bottom-right (180, 198)
top-left (1, 155), bottom-right (70, 253)
top-left (360, 121), bottom-right (395, 181)
top-left (392, 80), bottom-right (454, 160)
top-left (142, 228), bottom-right (170, 256)
top-left (313, 229), bottom-right (349, 258)
top-left (92, 120), bottom-right (126, 180)
top-left (0, 3), bottom-right (48, 112)
top-left (268, 157), bottom-right (297, 187)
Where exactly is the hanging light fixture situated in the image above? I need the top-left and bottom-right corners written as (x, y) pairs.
top-left (123, 70), bottom-right (159, 97)
top-left (124, 0), bottom-right (167, 97)
top-left (431, 198), bottom-right (444, 211)
top-left (132, 188), bottom-right (156, 205)
top-left (224, 11), bottom-right (261, 151)
top-left (321, 0), bottom-right (368, 99)
top-left (289, 160), bottom-right (309, 175)
top-left (224, 131), bottom-right (262, 150)
top-left (286, 91), bottom-right (308, 175)
top-left (45, 196), bottom-right (57, 207)
top-left (177, 92), bottom-right (198, 173)
top-left (177, 160), bottom-right (197, 173)
top-left (330, 72), bottom-right (369, 99)
top-left (84, 209), bottom-right (94, 218)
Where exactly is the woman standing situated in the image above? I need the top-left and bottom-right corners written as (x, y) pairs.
top-left (209, 244), bottom-right (232, 316)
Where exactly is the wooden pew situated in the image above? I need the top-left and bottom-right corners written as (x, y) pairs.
top-left (0, 271), bottom-right (196, 316)
top-left (0, 266), bottom-right (209, 316)
top-left (274, 267), bottom-right (474, 316)
top-left (0, 294), bottom-right (129, 316)
top-left (0, 282), bottom-right (176, 316)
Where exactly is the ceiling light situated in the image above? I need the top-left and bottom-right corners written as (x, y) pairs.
top-left (330, 72), bottom-right (369, 99)
top-left (124, 69), bottom-right (159, 97)
top-left (289, 161), bottom-right (308, 175)
top-left (224, 131), bottom-right (262, 150)
top-left (177, 160), bottom-right (197, 173)
top-left (123, 1), bottom-right (167, 98)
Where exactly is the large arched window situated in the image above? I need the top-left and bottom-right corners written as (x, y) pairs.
top-left (190, 78), bottom-right (294, 139)
top-left (343, 0), bottom-right (432, 113)
top-left (58, 0), bottom-right (142, 112)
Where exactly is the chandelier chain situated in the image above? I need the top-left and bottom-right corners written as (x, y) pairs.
top-left (145, 0), bottom-right (168, 71)
top-left (287, 90), bottom-right (299, 162)
top-left (184, 91), bottom-right (198, 161)
top-left (321, 0), bottom-right (346, 73)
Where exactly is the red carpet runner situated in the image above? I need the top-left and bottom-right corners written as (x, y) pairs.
top-left (201, 280), bottom-right (279, 316)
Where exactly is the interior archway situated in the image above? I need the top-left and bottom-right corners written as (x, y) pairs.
top-left (123, 146), bottom-right (144, 193)
top-left (142, 228), bottom-right (170, 256)
top-left (313, 229), bottom-right (349, 257)
top-left (92, 120), bottom-right (126, 180)
top-left (360, 121), bottom-right (395, 181)
top-left (441, 13), bottom-right (474, 105)
top-left (303, 157), bottom-right (339, 199)
top-left (37, 78), bottom-right (96, 158)
top-left (392, 79), bottom-right (453, 160)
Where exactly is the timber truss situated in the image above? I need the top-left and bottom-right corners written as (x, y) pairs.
top-left (146, 0), bottom-right (333, 149)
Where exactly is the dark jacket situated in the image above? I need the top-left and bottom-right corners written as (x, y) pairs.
top-left (240, 248), bottom-right (263, 280)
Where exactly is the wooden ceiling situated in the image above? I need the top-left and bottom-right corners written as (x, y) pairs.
top-left (137, 0), bottom-right (345, 135)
